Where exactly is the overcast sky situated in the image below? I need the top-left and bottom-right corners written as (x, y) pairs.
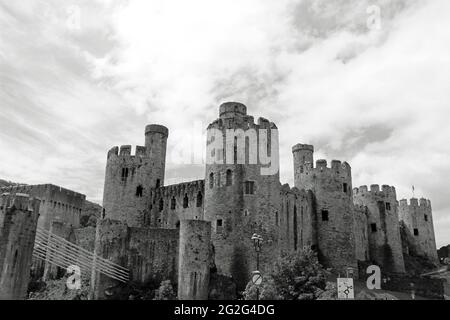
top-left (1, 0), bottom-right (449, 247)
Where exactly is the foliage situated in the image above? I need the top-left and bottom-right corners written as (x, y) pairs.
top-left (243, 276), bottom-right (279, 300)
top-left (154, 280), bottom-right (176, 300)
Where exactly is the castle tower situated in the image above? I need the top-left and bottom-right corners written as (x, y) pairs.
top-left (178, 220), bottom-right (211, 300)
top-left (204, 102), bottom-right (281, 290)
top-left (353, 185), bottom-right (405, 273)
top-left (0, 193), bottom-right (40, 300)
top-left (292, 144), bottom-right (357, 274)
top-left (399, 197), bottom-right (438, 263)
top-left (102, 124), bottom-right (169, 227)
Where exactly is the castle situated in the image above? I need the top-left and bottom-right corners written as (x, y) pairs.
top-left (0, 102), bottom-right (440, 300)
top-left (91, 102), bottom-right (439, 299)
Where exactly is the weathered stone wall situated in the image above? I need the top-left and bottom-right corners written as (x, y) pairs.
top-left (74, 226), bottom-right (96, 252)
top-left (0, 193), bottom-right (40, 300)
top-left (149, 180), bottom-right (204, 228)
top-left (43, 221), bottom-right (77, 280)
top-left (0, 184), bottom-right (85, 230)
top-left (353, 204), bottom-right (369, 262)
top-left (293, 144), bottom-right (357, 275)
top-left (353, 185), bottom-right (405, 273)
top-left (90, 219), bottom-right (178, 300)
top-left (102, 124), bottom-right (168, 227)
top-left (204, 102), bottom-right (281, 291)
top-left (279, 184), bottom-right (315, 253)
top-left (399, 198), bottom-right (438, 263)
top-left (178, 220), bottom-right (211, 300)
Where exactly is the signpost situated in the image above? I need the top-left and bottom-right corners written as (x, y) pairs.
top-left (252, 271), bottom-right (263, 300)
top-left (337, 278), bottom-right (355, 300)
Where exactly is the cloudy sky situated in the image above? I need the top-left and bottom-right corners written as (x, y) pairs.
top-left (1, 0), bottom-right (449, 246)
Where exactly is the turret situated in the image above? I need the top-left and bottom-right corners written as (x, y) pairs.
top-left (102, 124), bottom-right (169, 227)
top-left (398, 197), bottom-right (438, 263)
top-left (292, 144), bottom-right (356, 275)
top-left (353, 184), bottom-right (405, 273)
top-left (204, 102), bottom-right (280, 290)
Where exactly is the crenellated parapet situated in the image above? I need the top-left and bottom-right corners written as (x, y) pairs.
top-left (106, 145), bottom-right (147, 160)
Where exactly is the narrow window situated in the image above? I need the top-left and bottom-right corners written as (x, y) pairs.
top-left (386, 202), bottom-right (391, 211)
top-left (275, 211), bottom-right (279, 226)
top-left (216, 219), bottom-right (223, 233)
top-left (196, 192), bottom-right (203, 207)
top-left (226, 170), bottom-right (232, 186)
top-left (136, 185), bottom-right (143, 197)
top-left (371, 223), bottom-right (377, 232)
top-left (121, 168), bottom-right (129, 181)
top-left (156, 179), bottom-right (161, 188)
top-left (183, 194), bottom-right (189, 208)
top-left (171, 197), bottom-right (176, 210)
top-left (343, 183), bottom-right (348, 193)
top-left (424, 214), bottom-right (428, 222)
top-left (102, 208), bottom-right (106, 219)
top-left (244, 181), bottom-right (255, 195)
top-left (159, 199), bottom-right (164, 212)
top-left (414, 228), bottom-right (419, 236)
top-left (321, 210), bottom-right (329, 222)
top-left (209, 173), bottom-right (214, 189)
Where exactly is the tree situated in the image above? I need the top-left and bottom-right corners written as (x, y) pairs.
top-left (270, 248), bottom-right (327, 300)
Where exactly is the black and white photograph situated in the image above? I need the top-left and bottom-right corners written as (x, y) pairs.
top-left (0, 0), bottom-right (449, 313)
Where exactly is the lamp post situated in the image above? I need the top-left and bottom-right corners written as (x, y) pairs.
top-left (251, 233), bottom-right (263, 300)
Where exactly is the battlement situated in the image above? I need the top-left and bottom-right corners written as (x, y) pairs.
top-left (151, 180), bottom-right (204, 199)
top-left (292, 144), bottom-right (314, 153)
top-left (219, 102), bottom-right (247, 119)
top-left (107, 145), bottom-right (148, 159)
top-left (280, 183), bottom-right (309, 198)
top-left (145, 124), bottom-right (169, 137)
top-left (0, 193), bottom-right (40, 212)
top-left (303, 159), bottom-right (351, 173)
top-left (353, 184), bottom-right (397, 197)
top-left (0, 184), bottom-right (85, 201)
top-left (208, 113), bottom-right (276, 131)
top-left (399, 198), bottom-right (431, 208)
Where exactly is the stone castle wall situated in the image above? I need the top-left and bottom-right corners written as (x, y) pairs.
top-left (279, 184), bottom-right (315, 253)
top-left (353, 185), bottom-right (405, 273)
top-left (0, 184), bottom-right (85, 230)
top-left (353, 204), bottom-right (370, 262)
top-left (178, 220), bottom-right (211, 300)
top-left (90, 219), bottom-right (178, 300)
top-left (399, 198), bottom-right (438, 263)
top-left (0, 193), bottom-right (40, 300)
top-left (149, 180), bottom-right (204, 228)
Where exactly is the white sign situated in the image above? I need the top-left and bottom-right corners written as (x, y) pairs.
top-left (252, 271), bottom-right (263, 286)
top-left (337, 278), bottom-right (354, 299)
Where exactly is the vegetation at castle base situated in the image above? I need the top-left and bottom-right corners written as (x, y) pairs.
top-left (243, 248), bottom-right (330, 300)
top-left (28, 275), bottom-right (90, 300)
top-left (153, 280), bottom-right (177, 300)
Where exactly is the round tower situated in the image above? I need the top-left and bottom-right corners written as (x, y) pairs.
top-left (102, 124), bottom-right (169, 227)
top-left (399, 197), bottom-right (438, 263)
top-left (204, 102), bottom-right (280, 290)
top-left (292, 145), bottom-right (357, 275)
top-left (178, 220), bottom-right (212, 300)
top-left (353, 185), bottom-right (405, 273)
